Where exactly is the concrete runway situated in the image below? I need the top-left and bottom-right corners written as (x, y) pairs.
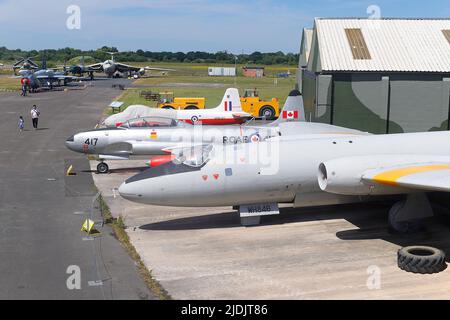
top-left (94, 160), bottom-right (450, 299)
top-left (0, 83), bottom-right (153, 299)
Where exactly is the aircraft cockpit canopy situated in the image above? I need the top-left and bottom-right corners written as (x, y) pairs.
top-left (173, 144), bottom-right (213, 168)
top-left (119, 116), bottom-right (179, 128)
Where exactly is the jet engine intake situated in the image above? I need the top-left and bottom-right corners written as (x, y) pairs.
top-left (317, 156), bottom-right (416, 196)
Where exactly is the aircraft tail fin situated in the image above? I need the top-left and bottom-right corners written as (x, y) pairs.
top-left (269, 89), bottom-right (305, 125)
top-left (107, 52), bottom-right (117, 62)
top-left (42, 55), bottom-right (47, 70)
top-left (213, 88), bottom-right (242, 112)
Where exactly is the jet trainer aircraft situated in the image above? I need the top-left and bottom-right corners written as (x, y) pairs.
top-left (86, 52), bottom-right (174, 78)
top-left (66, 90), bottom-right (304, 173)
top-left (103, 88), bottom-right (253, 127)
top-left (118, 121), bottom-right (450, 232)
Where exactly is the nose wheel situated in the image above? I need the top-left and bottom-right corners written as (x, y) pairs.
top-left (97, 162), bottom-right (109, 174)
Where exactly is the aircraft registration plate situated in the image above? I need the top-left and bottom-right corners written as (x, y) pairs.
top-left (239, 203), bottom-right (279, 217)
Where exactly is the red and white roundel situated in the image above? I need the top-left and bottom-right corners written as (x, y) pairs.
top-left (250, 133), bottom-right (261, 143)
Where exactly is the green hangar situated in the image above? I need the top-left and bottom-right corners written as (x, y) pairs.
top-left (298, 18), bottom-right (450, 133)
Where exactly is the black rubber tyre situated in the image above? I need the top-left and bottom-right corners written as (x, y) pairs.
top-left (259, 106), bottom-right (276, 119)
top-left (162, 106), bottom-right (175, 109)
top-left (398, 246), bottom-right (446, 274)
top-left (185, 105), bottom-right (199, 110)
top-left (97, 162), bottom-right (109, 174)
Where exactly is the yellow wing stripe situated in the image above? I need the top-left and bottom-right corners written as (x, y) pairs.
top-left (372, 164), bottom-right (450, 186)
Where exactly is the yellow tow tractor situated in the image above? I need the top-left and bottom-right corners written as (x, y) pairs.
top-left (157, 92), bottom-right (205, 110)
top-left (240, 89), bottom-right (279, 119)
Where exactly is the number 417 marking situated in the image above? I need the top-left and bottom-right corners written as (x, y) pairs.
top-left (84, 138), bottom-right (98, 146)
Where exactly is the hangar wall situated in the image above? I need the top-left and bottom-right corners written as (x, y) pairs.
top-left (300, 72), bottom-right (450, 133)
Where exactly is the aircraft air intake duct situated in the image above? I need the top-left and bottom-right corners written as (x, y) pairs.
top-left (317, 156), bottom-right (417, 196)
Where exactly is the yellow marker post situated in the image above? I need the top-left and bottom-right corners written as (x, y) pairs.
top-left (81, 219), bottom-right (99, 235)
top-left (66, 165), bottom-right (76, 176)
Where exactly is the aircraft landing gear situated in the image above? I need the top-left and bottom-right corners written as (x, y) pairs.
top-left (97, 162), bottom-right (109, 174)
top-left (388, 193), bottom-right (433, 233)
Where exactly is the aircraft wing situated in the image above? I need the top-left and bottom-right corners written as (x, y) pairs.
top-left (144, 66), bottom-right (175, 72)
top-left (86, 63), bottom-right (103, 71)
top-left (115, 63), bottom-right (175, 73)
top-left (115, 63), bottom-right (141, 73)
top-left (161, 143), bottom-right (212, 155)
top-left (102, 142), bottom-right (133, 154)
top-left (35, 75), bottom-right (81, 81)
top-left (362, 162), bottom-right (450, 193)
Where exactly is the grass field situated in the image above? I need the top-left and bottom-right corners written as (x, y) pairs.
top-left (115, 64), bottom-right (297, 114)
top-left (0, 77), bottom-right (21, 91)
top-left (0, 61), bottom-right (298, 105)
top-left (0, 68), bottom-right (13, 75)
top-left (112, 62), bottom-right (297, 77)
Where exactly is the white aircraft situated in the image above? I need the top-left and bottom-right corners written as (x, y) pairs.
top-left (65, 90), bottom-right (305, 173)
top-left (103, 88), bottom-right (253, 127)
top-left (119, 121), bottom-right (450, 233)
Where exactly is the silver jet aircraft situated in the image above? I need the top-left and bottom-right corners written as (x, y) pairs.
top-left (118, 123), bottom-right (450, 232)
top-left (65, 90), bottom-right (305, 173)
top-left (17, 68), bottom-right (80, 90)
top-left (87, 52), bottom-right (174, 78)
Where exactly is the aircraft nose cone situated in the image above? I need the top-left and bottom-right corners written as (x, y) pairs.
top-left (65, 135), bottom-right (76, 150)
top-left (118, 181), bottom-right (142, 201)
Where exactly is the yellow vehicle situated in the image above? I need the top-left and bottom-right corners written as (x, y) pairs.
top-left (157, 92), bottom-right (205, 110)
top-left (157, 89), bottom-right (279, 119)
top-left (240, 89), bottom-right (279, 119)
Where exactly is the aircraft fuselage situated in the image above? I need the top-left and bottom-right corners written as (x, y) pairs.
top-left (118, 130), bottom-right (450, 207)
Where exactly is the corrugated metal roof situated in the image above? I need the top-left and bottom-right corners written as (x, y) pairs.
top-left (303, 28), bottom-right (313, 58)
top-left (299, 28), bottom-right (313, 67)
top-left (315, 18), bottom-right (450, 72)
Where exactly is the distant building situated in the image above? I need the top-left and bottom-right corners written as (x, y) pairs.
top-left (242, 66), bottom-right (265, 78)
top-left (298, 18), bottom-right (450, 133)
top-left (297, 28), bottom-right (313, 79)
top-left (208, 67), bottom-right (236, 77)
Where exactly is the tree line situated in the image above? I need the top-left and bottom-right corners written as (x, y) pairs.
top-left (0, 46), bottom-right (299, 66)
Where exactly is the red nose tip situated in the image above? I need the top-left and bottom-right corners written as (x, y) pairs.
top-left (147, 155), bottom-right (175, 168)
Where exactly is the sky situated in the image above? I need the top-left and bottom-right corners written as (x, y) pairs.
top-left (0, 0), bottom-right (448, 53)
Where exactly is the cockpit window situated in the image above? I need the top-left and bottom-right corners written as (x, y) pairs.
top-left (120, 116), bottom-right (178, 128)
top-left (173, 144), bottom-right (213, 168)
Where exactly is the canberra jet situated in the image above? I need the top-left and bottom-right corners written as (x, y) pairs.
top-left (118, 122), bottom-right (450, 233)
top-left (103, 88), bottom-right (253, 127)
top-left (65, 90), bottom-right (305, 173)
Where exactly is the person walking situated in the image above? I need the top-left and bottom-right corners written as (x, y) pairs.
top-left (18, 116), bottom-right (24, 132)
top-left (31, 105), bottom-right (40, 129)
